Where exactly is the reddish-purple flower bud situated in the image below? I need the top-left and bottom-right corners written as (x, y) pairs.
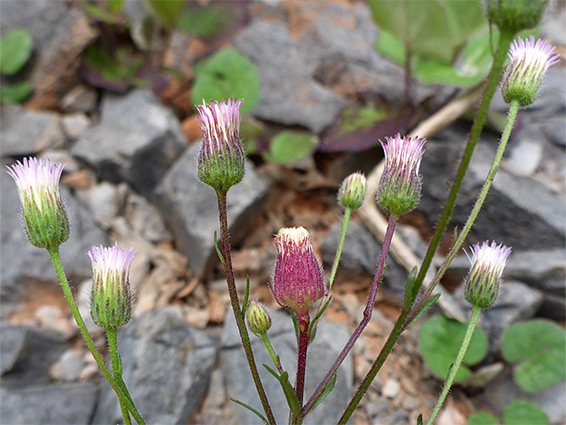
top-left (196, 98), bottom-right (246, 194)
top-left (503, 36), bottom-right (560, 107)
top-left (464, 241), bottom-right (511, 310)
top-left (376, 134), bottom-right (427, 218)
top-left (270, 227), bottom-right (325, 318)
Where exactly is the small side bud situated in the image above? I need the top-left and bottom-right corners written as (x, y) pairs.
top-left (464, 241), bottom-right (511, 310)
top-left (376, 134), bottom-right (427, 219)
top-left (88, 243), bottom-right (135, 329)
top-left (502, 36), bottom-right (560, 107)
top-left (246, 299), bottom-right (272, 334)
top-left (270, 227), bottom-right (325, 318)
top-left (485, 0), bottom-right (548, 33)
top-left (197, 98), bottom-right (246, 194)
top-left (338, 172), bottom-right (367, 210)
top-left (6, 157), bottom-right (70, 250)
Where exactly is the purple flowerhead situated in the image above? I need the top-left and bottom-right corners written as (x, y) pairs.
top-left (6, 157), bottom-right (69, 249)
top-left (88, 242), bottom-right (135, 329)
top-left (338, 171), bottom-right (367, 210)
top-left (196, 98), bottom-right (246, 194)
top-left (376, 134), bottom-right (427, 218)
top-left (464, 241), bottom-right (512, 310)
top-left (503, 36), bottom-right (560, 107)
top-left (270, 227), bottom-right (325, 318)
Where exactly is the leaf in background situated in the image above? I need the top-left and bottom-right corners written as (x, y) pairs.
top-left (131, 14), bottom-right (162, 51)
top-left (467, 412), bottom-right (498, 425)
top-left (79, 1), bottom-right (123, 24)
top-left (418, 314), bottom-right (488, 382)
top-left (108, 0), bottom-right (125, 14)
top-left (502, 319), bottom-right (566, 393)
top-left (1, 81), bottom-right (33, 104)
top-left (178, 4), bottom-right (230, 37)
top-left (502, 400), bottom-right (548, 425)
top-left (0, 29), bottom-right (33, 76)
top-left (264, 131), bottom-right (318, 164)
top-left (375, 29), bottom-right (406, 65)
top-left (191, 47), bottom-right (260, 113)
top-left (144, 0), bottom-right (184, 30)
top-left (81, 45), bottom-right (142, 92)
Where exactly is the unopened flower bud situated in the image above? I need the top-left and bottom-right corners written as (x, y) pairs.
top-left (338, 172), bottom-right (367, 210)
top-left (464, 241), bottom-right (511, 310)
top-left (270, 227), bottom-right (325, 318)
top-left (376, 134), bottom-right (427, 218)
top-left (246, 299), bottom-right (272, 334)
top-left (6, 157), bottom-right (69, 250)
top-left (88, 243), bottom-right (135, 329)
top-left (485, 0), bottom-right (548, 33)
top-left (502, 36), bottom-right (560, 107)
top-left (197, 98), bottom-right (246, 194)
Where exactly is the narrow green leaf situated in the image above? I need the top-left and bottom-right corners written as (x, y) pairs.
top-left (241, 275), bottom-right (251, 318)
top-left (417, 414), bottom-right (424, 425)
top-left (403, 267), bottom-right (419, 312)
top-left (144, 0), bottom-right (184, 30)
top-left (407, 293), bottom-right (441, 329)
top-left (307, 296), bottom-right (332, 342)
top-left (263, 363), bottom-right (280, 380)
top-left (290, 311), bottom-right (300, 346)
top-left (0, 29), bottom-right (33, 76)
top-left (263, 364), bottom-right (301, 417)
top-left (230, 398), bottom-right (269, 425)
top-left (108, 0), bottom-right (125, 14)
top-left (307, 373), bottom-right (336, 415)
top-left (213, 231), bottom-right (225, 265)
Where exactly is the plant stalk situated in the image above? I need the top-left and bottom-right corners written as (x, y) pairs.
top-left (107, 328), bottom-right (132, 425)
top-left (328, 207), bottom-right (352, 291)
top-left (292, 315), bottom-right (311, 425)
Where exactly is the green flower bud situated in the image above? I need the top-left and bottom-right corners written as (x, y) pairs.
top-left (6, 157), bottom-right (70, 250)
top-left (88, 243), bottom-right (135, 329)
top-left (246, 299), bottom-right (272, 334)
top-left (485, 0), bottom-right (548, 33)
top-left (197, 98), bottom-right (246, 194)
top-left (338, 172), bottom-right (367, 210)
top-left (464, 241), bottom-right (511, 310)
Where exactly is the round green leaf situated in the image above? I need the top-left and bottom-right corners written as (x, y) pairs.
top-left (502, 400), bottom-right (548, 425)
top-left (191, 48), bottom-right (260, 114)
top-left (264, 131), bottom-right (318, 164)
top-left (418, 314), bottom-right (488, 382)
top-left (467, 412), bottom-right (498, 425)
top-left (0, 29), bottom-right (33, 76)
top-left (1, 81), bottom-right (33, 104)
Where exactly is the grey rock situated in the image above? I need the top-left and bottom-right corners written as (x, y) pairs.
top-left (73, 89), bottom-right (187, 196)
top-left (0, 325), bottom-right (27, 375)
top-left (1, 170), bottom-right (107, 305)
top-left (93, 307), bottom-right (218, 425)
top-left (124, 191), bottom-right (172, 243)
top-left (233, 20), bottom-right (346, 133)
top-left (154, 144), bottom-right (268, 277)
top-left (76, 181), bottom-right (123, 229)
top-left (39, 149), bottom-right (81, 173)
top-left (61, 113), bottom-right (91, 140)
top-left (502, 131), bottom-right (543, 177)
top-left (222, 308), bottom-right (353, 425)
top-left (541, 115), bottom-right (566, 148)
top-left (0, 106), bottom-right (64, 156)
top-left (49, 350), bottom-right (85, 382)
top-left (542, 5), bottom-right (566, 45)
top-left (60, 85), bottom-right (97, 114)
top-left (0, 382), bottom-right (98, 425)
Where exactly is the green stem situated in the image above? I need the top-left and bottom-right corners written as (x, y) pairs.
top-left (216, 192), bottom-right (277, 425)
top-left (328, 207), bottom-right (352, 291)
top-left (260, 332), bottom-right (285, 375)
top-left (426, 306), bottom-right (482, 425)
top-left (412, 28), bottom-right (516, 297)
top-left (47, 248), bottom-right (145, 425)
top-left (107, 328), bottom-right (132, 425)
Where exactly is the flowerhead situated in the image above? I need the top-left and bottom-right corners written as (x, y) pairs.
top-left (502, 36), bottom-right (560, 107)
top-left (485, 0), bottom-right (548, 33)
top-left (197, 98), bottom-right (246, 194)
top-left (376, 134), bottom-right (427, 218)
top-left (338, 172), bottom-right (367, 210)
top-left (6, 157), bottom-right (69, 250)
top-left (464, 241), bottom-right (511, 310)
top-left (246, 299), bottom-right (272, 335)
top-left (88, 243), bottom-right (135, 329)
top-left (270, 227), bottom-right (325, 318)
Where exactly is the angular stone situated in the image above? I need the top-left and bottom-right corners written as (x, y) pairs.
top-left (72, 89), bottom-right (187, 196)
top-left (0, 106), bottom-right (64, 156)
top-left (0, 382), bottom-right (98, 425)
top-left (124, 191), bottom-right (172, 243)
top-left (222, 308), bottom-right (353, 425)
top-left (75, 182), bottom-right (123, 229)
top-left (49, 350), bottom-right (85, 382)
top-left (154, 144), bottom-right (268, 277)
top-left (0, 325), bottom-right (27, 375)
top-left (60, 85), bottom-right (97, 114)
top-left (93, 307), bottom-right (218, 425)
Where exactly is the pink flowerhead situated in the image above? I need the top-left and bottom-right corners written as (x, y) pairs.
top-left (503, 36), bottom-right (560, 107)
top-left (270, 227), bottom-right (325, 318)
top-left (196, 98), bottom-right (246, 193)
top-left (376, 134), bottom-right (427, 218)
top-left (464, 241), bottom-right (512, 310)
top-left (6, 157), bottom-right (69, 249)
top-left (88, 242), bottom-right (135, 328)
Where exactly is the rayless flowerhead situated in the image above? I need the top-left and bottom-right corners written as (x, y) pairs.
top-left (270, 227), bottom-right (325, 318)
top-left (502, 36), bottom-right (560, 107)
top-left (338, 172), bottom-right (367, 210)
top-left (197, 98), bottom-right (246, 194)
top-left (376, 134), bottom-right (427, 218)
top-left (6, 157), bottom-right (69, 249)
top-left (246, 299), bottom-right (272, 335)
top-left (464, 241), bottom-right (511, 310)
top-left (88, 243), bottom-right (135, 329)
top-left (485, 0), bottom-right (548, 33)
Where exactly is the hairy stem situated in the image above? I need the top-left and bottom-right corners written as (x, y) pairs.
top-left (292, 315), bottom-right (311, 425)
top-left (107, 328), bottom-right (132, 425)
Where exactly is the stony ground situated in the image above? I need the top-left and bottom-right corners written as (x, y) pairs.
top-left (1, 1), bottom-right (565, 425)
